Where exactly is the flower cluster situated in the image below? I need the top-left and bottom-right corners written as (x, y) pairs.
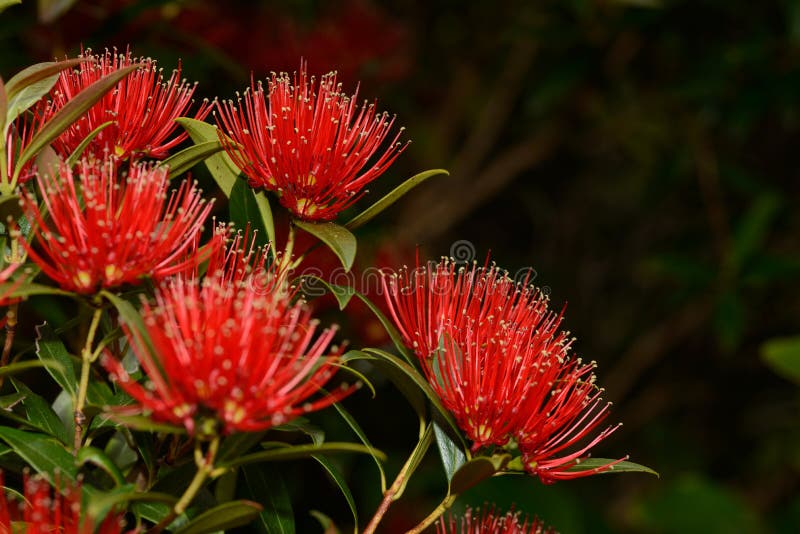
top-left (21, 159), bottom-right (213, 294)
top-left (216, 63), bottom-right (407, 221)
top-left (383, 258), bottom-right (624, 483)
top-left (103, 231), bottom-right (355, 435)
top-left (41, 48), bottom-right (210, 161)
top-left (438, 505), bottom-right (553, 534)
top-left (0, 472), bottom-right (129, 534)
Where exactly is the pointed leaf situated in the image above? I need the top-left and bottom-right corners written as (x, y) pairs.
top-left (0, 0), bottom-right (21, 15)
top-left (254, 190), bottom-right (276, 245)
top-left (159, 140), bottom-right (225, 178)
top-left (332, 401), bottom-right (386, 492)
top-left (1, 281), bottom-right (73, 299)
top-left (434, 422), bottom-right (467, 483)
top-left (174, 500), bottom-right (263, 534)
top-left (394, 423), bottom-right (434, 500)
top-left (242, 463), bottom-right (295, 534)
top-left (0, 76), bottom-right (7, 140)
top-left (564, 458), bottom-right (659, 477)
top-left (293, 220), bottom-right (356, 272)
top-left (16, 63), bottom-right (140, 176)
top-left (449, 454), bottom-right (510, 495)
top-left (11, 379), bottom-right (69, 444)
top-left (6, 73), bottom-right (58, 130)
top-left (0, 359), bottom-right (63, 377)
top-left (218, 431), bottom-right (268, 464)
top-left (761, 336), bottom-right (800, 383)
top-left (85, 486), bottom-right (176, 522)
top-left (299, 275), bottom-right (355, 310)
top-left (96, 413), bottom-right (186, 435)
top-left (311, 455), bottom-right (358, 531)
top-left (65, 120), bottom-right (114, 166)
top-left (222, 442), bottom-right (386, 470)
top-left (0, 427), bottom-right (77, 481)
top-left (5, 59), bottom-right (85, 100)
top-left (345, 169), bottom-right (449, 230)
top-left (309, 511), bottom-right (340, 534)
top-left (175, 117), bottom-right (241, 197)
top-left (34, 322), bottom-right (78, 398)
top-left (76, 445), bottom-right (126, 486)
top-left (230, 179), bottom-right (272, 247)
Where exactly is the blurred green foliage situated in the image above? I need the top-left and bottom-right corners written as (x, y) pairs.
top-left (1, 0), bottom-right (799, 532)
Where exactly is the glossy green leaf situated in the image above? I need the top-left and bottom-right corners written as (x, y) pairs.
top-left (332, 401), bottom-right (386, 492)
top-left (449, 454), bottom-right (510, 494)
top-left (100, 290), bottom-right (161, 378)
top-left (354, 293), bottom-right (413, 363)
top-left (272, 418), bottom-right (324, 446)
top-left (16, 63), bottom-right (140, 177)
top-left (564, 458), bottom-right (659, 477)
top-left (1, 281), bottom-right (73, 299)
top-left (65, 120), bottom-right (114, 166)
top-left (76, 445), bottom-right (126, 486)
top-left (243, 463), bottom-right (295, 534)
top-left (222, 442), bottom-right (386, 469)
top-left (96, 413), bottom-right (186, 435)
top-left (309, 510), bottom-right (340, 534)
top-left (175, 117), bottom-right (241, 197)
top-left (345, 169), bottom-right (449, 230)
top-left (37, 0), bottom-right (79, 23)
top-left (293, 220), bottom-right (356, 272)
top-left (175, 500), bottom-right (263, 534)
top-left (254, 190), bottom-right (276, 245)
top-left (312, 455), bottom-right (358, 531)
top-left (34, 322), bottom-right (78, 398)
top-left (5, 74), bottom-right (59, 130)
top-left (434, 422), bottom-right (467, 483)
top-left (131, 501), bottom-right (172, 525)
top-left (0, 359), bottom-right (63, 377)
top-left (4, 59), bottom-right (84, 101)
top-left (0, 427), bottom-right (76, 481)
top-left (11, 379), bottom-right (69, 444)
top-left (85, 486), bottom-right (176, 522)
top-left (761, 336), bottom-right (800, 384)
top-left (159, 140), bottom-right (225, 178)
top-left (299, 275), bottom-right (355, 310)
top-left (230, 179), bottom-right (272, 247)
top-left (362, 347), bottom-right (466, 450)
top-left (0, 0), bottom-right (21, 15)
top-left (394, 423), bottom-right (434, 501)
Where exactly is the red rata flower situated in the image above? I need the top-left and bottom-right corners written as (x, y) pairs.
top-left (41, 48), bottom-right (210, 161)
top-left (102, 233), bottom-right (355, 435)
top-left (216, 63), bottom-right (407, 221)
top-left (437, 505), bottom-right (553, 534)
top-left (0, 472), bottom-right (130, 533)
top-left (21, 159), bottom-right (213, 294)
top-left (382, 258), bottom-right (625, 483)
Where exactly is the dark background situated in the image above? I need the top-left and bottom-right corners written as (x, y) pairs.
top-left (1, 1), bottom-right (799, 532)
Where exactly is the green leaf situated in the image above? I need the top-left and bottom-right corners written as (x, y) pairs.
top-left (4, 59), bottom-right (84, 101)
top-left (222, 442), bottom-right (386, 470)
top-left (309, 510), bottom-right (340, 534)
top-left (272, 418), bottom-right (324, 446)
top-left (16, 63), bottom-right (140, 178)
top-left (449, 454), bottom-right (510, 495)
top-left (254, 190), bottom-right (276, 245)
top-left (11, 379), bottom-right (69, 445)
top-left (217, 432), bottom-right (268, 464)
top-left (394, 424), bottom-right (434, 500)
top-left (34, 322), bottom-right (78, 398)
top-left (293, 220), bottom-right (357, 272)
top-left (345, 169), bottom-right (449, 230)
top-left (76, 445), bottom-right (126, 486)
top-left (100, 290), bottom-right (161, 378)
top-left (434, 422), bottom-right (467, 483)
top-left (0, 0), bottom-right (21, 15)
top-left (65, 120), bottom-right (114, 166)
top-left (85, 486), bottom-right (177, 522)
top-left (243, 463), bottom-right (295, 534)
top-left (0, 359), bottom-right (63, 377)
top-left (761, 336), bottom-right (800, 384)
top-left (159, 140), bottom-right (225, 178)
top-left (0, 426), bottom-right (76, 481)
top-left (312, 455), bottom-right (358, 532)
top-left (175, 117), bottom-right (241, 197)
top-left (0, 75), bottom-right (7, 141)
top-left (174, 500), bottom-right (263, 534)
top-left (299, 275), bottom-right (355, 310)
top-left (332, 401), bottom-right (386, 492)
top-left (6, 73), bottom-right (58, 135)
top-left (96, 413), bottom-right (186, 435)
top-left (230, 179), bottom-right (273, 247)
top-left (1, 281), bottom-right (73, 299)
top-left (564, 458), bottom-right (659, 477)
top-left (732, 193), bottom-right (781, 268)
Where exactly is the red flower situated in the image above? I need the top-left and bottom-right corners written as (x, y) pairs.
top-left (42, 48), bottom-right (210, 161)
top-left (382, 258), bottom-right (624, 483)
top-left (21, 159), bottom-right (213, 294)
top-left (216, 63), bottom-right (407, 221)
top-left (102, 235), bottom-right (355, 435)
top-left (437, 505), bottom-right (553, 534)
top-left (0, 471), bottom-right (130, 534)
